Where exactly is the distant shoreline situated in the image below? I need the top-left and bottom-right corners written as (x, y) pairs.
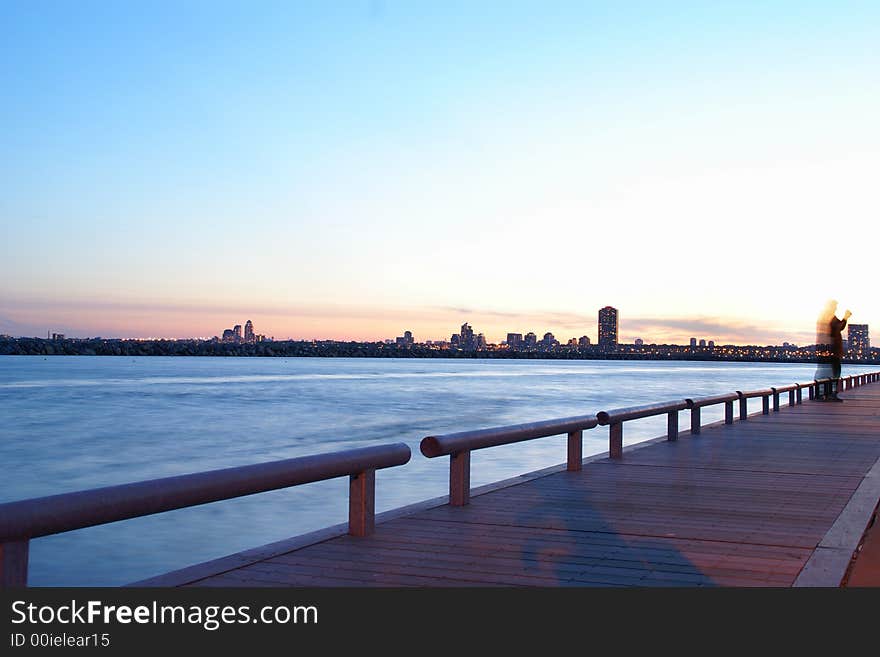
top-left (1, 336), bottom-right (877, 366)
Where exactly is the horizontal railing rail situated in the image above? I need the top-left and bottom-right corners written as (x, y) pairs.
top-left (684, 392), bottom-right (740, 433)
top-left (771, 384), bottom-right (798, 411)
top-left (420, 415), bottom-right (600, 506)
top-left (596, 400), bottom-right (688, 457)
top-left (427, 370), bottom-right (880, 508)
top-left (736, 387), bottom-right (774, 419)
top-left (0, 443), bottom-right (411, 587)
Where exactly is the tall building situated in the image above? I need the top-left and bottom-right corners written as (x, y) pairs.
top-left (460, 323), bottom-right (476, 350)
top-left (233, 325), bottom-right (242, 343)
top-left (524, 332), bottom-right (537, 348)
top-left (848, 324), bottom-right (870, 354)
top-left (244, 320), bottom-right (255, 344)
top-left (506, 333), bottom-right (523, 349)
top-left (578, 335), bottom-right (591, 347)
top-left (598, 306), bottom-right (618, 352)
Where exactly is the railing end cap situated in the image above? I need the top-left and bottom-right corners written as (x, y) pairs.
top-left (419, 436), bottom-right (442, 458)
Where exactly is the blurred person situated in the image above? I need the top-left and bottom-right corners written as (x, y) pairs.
top-left (815, 299), bottom-right (852, 401)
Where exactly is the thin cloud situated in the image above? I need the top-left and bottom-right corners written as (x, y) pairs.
top-left (437, 306), bottom-right (595, 330)
top-left (623, 316), bottom-right (813, 346)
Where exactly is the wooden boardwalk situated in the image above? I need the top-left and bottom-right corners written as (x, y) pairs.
top-left (135, 384), bottom-right (880, 587)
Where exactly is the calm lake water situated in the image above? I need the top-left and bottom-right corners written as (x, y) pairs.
top-left (1, 355), bottom-right (869, 586)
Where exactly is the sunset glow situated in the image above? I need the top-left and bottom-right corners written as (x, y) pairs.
top-left (2, 2), bottom-right (877, 346)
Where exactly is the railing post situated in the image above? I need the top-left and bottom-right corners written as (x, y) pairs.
top-left (762, 395), bottom-right (770, 414)
top-left (808, 383), bottom-right (815, 400)
top-left (567, 430), bottom-right (582, 471)
top-left (0, 539), bottom-right (30, 588)
top-left (667, 410), bottom-right (678, 441)
top-left (738, 393), bottom-right (748, 420)
top-left (450, 450), bottom-right (471, 506)
top-left (796, 385), bottom-right (803, 404)
top-left (789, 389), bottom-right (796, 406)
top-left (771, 388), bottom-right (780, 412)
top-left (609, 423), bottom-right (623, 459)
top-left (348, 469), bottom-right (376, 537)
top-left (690, 406), bottom-right (701, 435)
top-left (725, 400), bottom-right (734, 424)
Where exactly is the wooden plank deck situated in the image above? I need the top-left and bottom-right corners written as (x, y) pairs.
top-left (134, 383), bottom-right (880, 587)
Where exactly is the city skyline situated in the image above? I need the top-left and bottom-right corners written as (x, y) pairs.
top-left (2, 3), bottom-right (878, 346)
top-left (11, 304), bottom-right (870, 353)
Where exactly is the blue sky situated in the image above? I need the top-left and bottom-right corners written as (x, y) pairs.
top-left (2, 2), bottom-right (878, 344)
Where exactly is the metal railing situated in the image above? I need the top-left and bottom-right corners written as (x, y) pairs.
top-left (736, 387), bottom-right (775, 419)
top-left (422, 371), bottom-right (880, 507)
top-left (420, 414), bottom-right (599, 506)
top-left (0, 443), bottom-right (411, 587)
top-left (685, 392), bottom-right (740, 433)
top-left (596, 400), bottom-right (688, 457)
top-left (771, 384), bottom-right (798, 412)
